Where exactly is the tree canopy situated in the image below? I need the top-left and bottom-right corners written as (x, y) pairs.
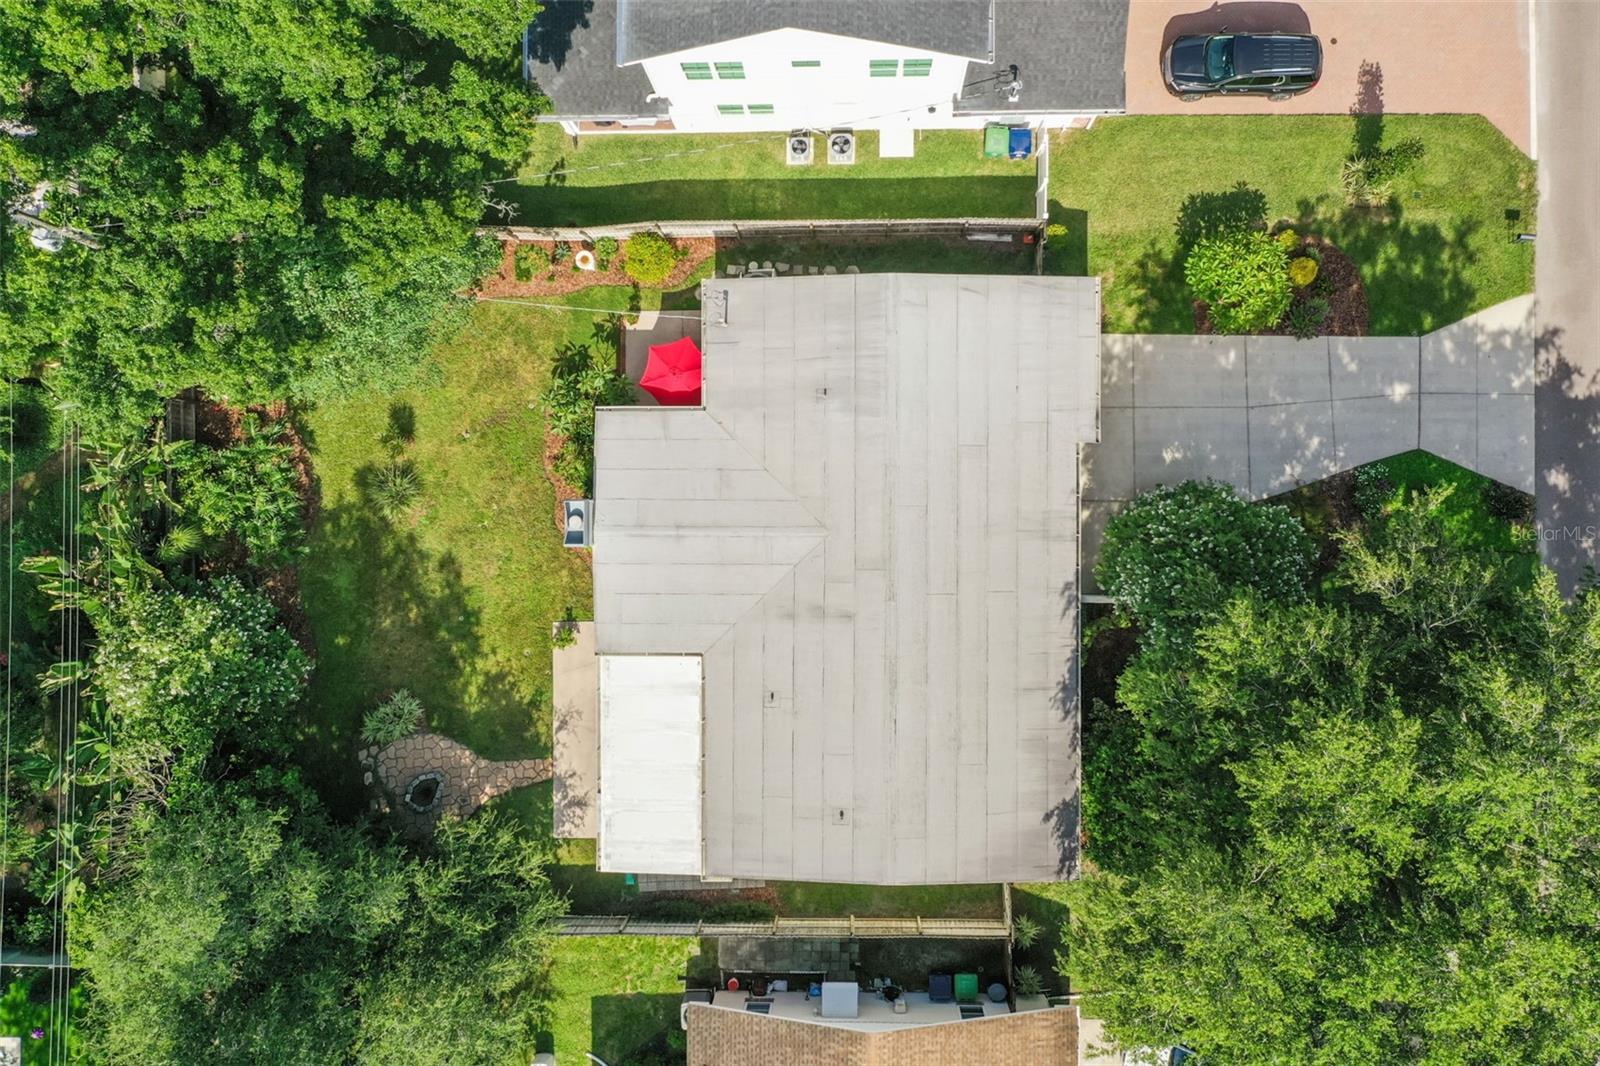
top-left (1069, 488), bottom-right (1600, 1063)
top-left (0, 0), bottom-right (543, 439)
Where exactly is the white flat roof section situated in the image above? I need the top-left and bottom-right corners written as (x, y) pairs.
top-left (594, 273), bottom-right (1101, 884)
top-left (597, 654), bottom-right (704, 875)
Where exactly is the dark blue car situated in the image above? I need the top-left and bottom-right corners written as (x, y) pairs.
top-left (1163, 32), bottom-right (1322, 100)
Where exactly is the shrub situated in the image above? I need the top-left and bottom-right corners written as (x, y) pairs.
top-left (552, 439), bottom-right (590, 491)
top-left (551, 242), bottom-right (572, 265)
top-left (513, 244), bottom-right (549, 281)
top-left (1289, 257), bottom-right (1319, 287)
top-left (171, 422), bottom-right (304, 566)
top-left (1353, 462), bottom-right (1395, 519)
top-left (594, 236), bottom-right (619, 269)
top-left (623, 232), bottom-right (679, 284)
top-left (156, 523), bottom-right (203, 564)
top-left (1285, 297), bottom-right (1329, 340)
top-left (1482, 480), bottom-right (1534, 525)
top-left (1045, 222), bottom-right (1068, 241)
top-left (1013, 965), bottom-right (1045, 998)
top-left (1275, 228), bottom-right (1299, 251)
top-left (1342, 137), bottom-right (1426, 206)
top-left (1012, 914), bottom-right (1042, 949)
top-left (371, 459), bottom-right (421, 518)
top-left (1185, 229), bottom-right (1293, 334)
top-left (1097, 480), bottom-right (1315, 652)
top-left (544, 339), bottom-right (632, 440)
top-left (363, 689), bottom-right (425, 746)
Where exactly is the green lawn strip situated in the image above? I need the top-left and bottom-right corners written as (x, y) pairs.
top-left (1048, 115), bottom-right (1535, 334)
top-left (1010, 881), bottom-right (1073, 993)
top-left (719, 236), bottom-right (1034, 276)
top-left (773, 881), bottom-right (1004, 920)
top-left (545, 936), bottom-right (703, 1066)
top-left (511, 126), bottom-right (1036, 224)
top-left (295, 299), bottom-right (597, 815)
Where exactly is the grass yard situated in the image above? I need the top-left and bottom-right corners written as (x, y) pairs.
top-left (544, 936), bottom-right (706, 1066)
top-left (774, 881), bottom-right (1004, 920)
top-left (719, 235), bottom-right (1034, 277)
top-left (1048, 115), bottom-right (1536, 334)
top-left (1011, 882), bottom-right (1073, 996)
top-left (509, 126), bottom-right (1036, 225)
top-left (295, 298), bottom-right (600, 816)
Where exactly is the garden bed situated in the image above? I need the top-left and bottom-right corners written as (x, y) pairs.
top-left (482, 237), bottom-right (716, 298)
top-left (1193, 234), bottom-right (1369, 337)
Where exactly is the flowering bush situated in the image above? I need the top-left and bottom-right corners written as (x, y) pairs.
top-left (1096, 480), bottom-right (1315, 652)
top-left (1184, 229), bottom-right (1292, 334)
top-left (1289, 256), bottom-right (1319, 287)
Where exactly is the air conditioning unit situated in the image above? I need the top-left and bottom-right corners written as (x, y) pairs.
top-left (786, 133), bottom-right (814, 166)
top-left (826, 130), bottom-right (856, 165)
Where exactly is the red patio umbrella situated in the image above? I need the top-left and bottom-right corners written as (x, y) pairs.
top-left (640, 335), bottom-right (704, 406)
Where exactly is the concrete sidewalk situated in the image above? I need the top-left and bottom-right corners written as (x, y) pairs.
top-left (1082, 296), bottom-right (1536, 584)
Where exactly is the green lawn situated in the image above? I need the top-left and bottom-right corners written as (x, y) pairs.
top-left (509, 126), bottom-right (1036, 225)
top-left (774, 881), bottom-right (1004, 919)
top-left (1011, 882), bottom-right (1073, 995)
top-left (1048, 115), bottom-right (1536, 334)
top-left (545, 936), bottom-right (705, 1066)
top-left (295, 298), bottom-right (599, 815)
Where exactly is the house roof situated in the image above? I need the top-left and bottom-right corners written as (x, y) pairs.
top-left (684, 1003), bottom-right (1080, 1065)
top-left (956, 0), bottom-right (1130, 113)
top-left (592, 274), bottom-right (1099, 885)
top-left (614, 0), bottom-right (995, 65)
top-left (523, 0), bottom-right (666, 119)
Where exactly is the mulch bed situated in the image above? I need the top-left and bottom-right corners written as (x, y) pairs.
top-left (1194, 235), bottom-right (1370, 338)
top-left (479, 237), bottom-right (715, 298)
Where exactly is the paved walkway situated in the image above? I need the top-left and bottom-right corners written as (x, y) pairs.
top-left (1122, 1), bottom-right (1533, 155)
top-left (622, 309), bottom-right (701, 406)
top-left (359, 732), bottom-right (551, 836)
top-left (552, 621), bottom-right (599, 838)
top-left (1082, 296), bottom-right (1535, 585)
top-left (1533, 0), bottom-right (1600, 593)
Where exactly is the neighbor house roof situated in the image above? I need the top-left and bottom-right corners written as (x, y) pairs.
top-left (523, 0), bottom-right (666, 119)
top-left (592, 273), bottom-right (1100, 884)
top-left (956, 0), bottom-right (1130, 113)
top-left (684, 1003), bottom-right (1080, 1065)
top-left (615, 0), bottom-right (995, 64)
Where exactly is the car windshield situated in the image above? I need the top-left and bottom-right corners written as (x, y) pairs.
top-left (1205, 36), bottom-right (1235, 81)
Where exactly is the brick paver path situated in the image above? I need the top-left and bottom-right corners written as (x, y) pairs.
top-left (358, 731), bottom-right (551, 836)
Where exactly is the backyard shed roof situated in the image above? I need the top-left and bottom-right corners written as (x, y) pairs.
top-left (593, 273), bottom-right (1100, 885)
top-left (614, 0), bottom-right (995, 64)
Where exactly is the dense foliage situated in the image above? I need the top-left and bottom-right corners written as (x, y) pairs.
top-left (1184, 227), bottom-right (1293, 333)
top-left (94, 576), bottom-right (310, 774)
top-left (74, 778), bottom-right (563, 1065)
top-left (171, 421), bottom-right (304, 566)
top-left (543, 334), bottom-right (633, 492)
top-left (1070, 489), bottom-right (1600, 1063)
top-left (1096, 480), bottom-right (1314, 653)
top-left (0, 0), bottom-right (543, 440)
top-left (363, 689), bottom-right (425, 746)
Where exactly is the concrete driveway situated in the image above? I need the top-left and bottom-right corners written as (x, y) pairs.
top-left (1081, 296), bottom-right (1536, 587)
top-left (1533, 0), bottom-right (1600, 592)
top-left (1123, 1), bottom-right (1533, 155)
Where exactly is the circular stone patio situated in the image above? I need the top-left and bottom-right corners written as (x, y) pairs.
top-left (358, 731), bottom-right (551, 836)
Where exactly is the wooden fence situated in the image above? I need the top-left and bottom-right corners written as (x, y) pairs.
top-left (557, 914), bottom-right (1010, 939)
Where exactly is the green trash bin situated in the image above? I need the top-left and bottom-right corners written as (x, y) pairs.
top-left (983, 125), bottom-right (1009, 159)
top-left (954, 972), bottom-right (979, 1002)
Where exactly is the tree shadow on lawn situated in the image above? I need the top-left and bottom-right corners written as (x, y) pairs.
top-left (503, 175), bottom-right (1037, 227)
top-left (295, 479), bottom-right (536, 820)
top-left (589, 994), bottom-right (684, 1066)
top-left (1117, 184), bottom-right (1484, 335)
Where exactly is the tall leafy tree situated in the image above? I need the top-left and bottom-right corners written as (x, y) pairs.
top-left (0, 0), bottom-right (544, 439)
top-left (1068, 489), bottom-right (1600, 1063)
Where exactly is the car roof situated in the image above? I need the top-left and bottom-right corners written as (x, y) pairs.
top-left (1229, 33), bottom-right (1320, 75)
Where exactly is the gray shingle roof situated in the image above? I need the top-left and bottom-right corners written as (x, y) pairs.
top-left (956, 0), bottom-right (1130, 113)
top-left (593, 274), bottom-right (1100, 885)
top-left (615, 0), bottom-right (995, 64)
top-left (523, 1), bottom-right (666, 119)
